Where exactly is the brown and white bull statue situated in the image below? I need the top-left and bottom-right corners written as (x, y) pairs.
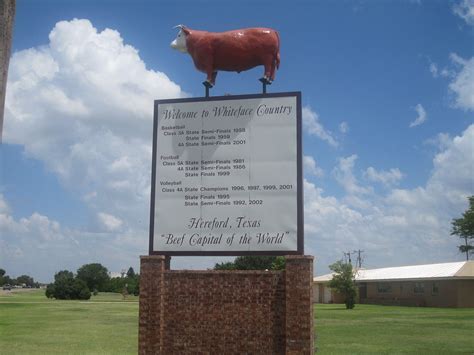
top-left (170, 25), bottom-right (280, 88)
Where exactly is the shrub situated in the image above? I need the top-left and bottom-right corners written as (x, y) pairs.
top-left (214, 256), bottom-right (286, 270)
top-left (328, 261), bottom-right (357, 309)
top-left (71, 279), bottom-right (91, 300)
top-left (45, 284), bottom-right (55, 299)
top-left (45, 270), bottom-right (91, 300)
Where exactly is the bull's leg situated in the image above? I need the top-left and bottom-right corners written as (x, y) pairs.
top-left (204, 68), bottom-right (217, 87)
top-left (270, 60), bottom-right (276, 81)
top-left (211, 71), bottom-right (218, 85)
top-left (261, 56), bottom-right (273, 84)
top-left (264, 62), bottom-right (272, 82)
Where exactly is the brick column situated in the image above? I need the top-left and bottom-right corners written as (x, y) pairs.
top-left (139, 255), bottom-right (166, 355)
top-left (285, 255), bottom-right (314, 354)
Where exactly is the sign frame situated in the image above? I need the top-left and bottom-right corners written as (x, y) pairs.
top-left (149, 92), bottom-right (303, 256)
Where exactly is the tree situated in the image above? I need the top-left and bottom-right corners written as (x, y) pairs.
top-left (214, 261), bottom-right (237, 270)
top-left (328, 261), bottom-right (357, 309)
top-left (106, 277), bottom-right (128, 293)
top-left (0, 268), bottom-right (8, 286)
top-left (126, 275), bottom-right (140, 296)
top-left (55, 270), bottom-right (74, 281)
top-left (234, 256), bottom-right (276, 270)
top-left (0, 274), bottom-right (13, 286)
top-left (45, 270), bottom-right (91, 300)
top-left (214, 256), bottom-right (286, 270)
top-left (76, 263), bottom-right (110, 292)
top-left (107, 276), bottom-right (140, 296)
top-left (271, 256), bottom-right (286, 271)
top-left (451, 195), bottom-right (474, 260)
top-left (16, 275), bottom-right (35, 287)
top-left (105, 267), bottom-right (140, 296)
top-left (49, 270), bottom-right (74, 299)
top-left (126, 267), bottom-right (135, 278)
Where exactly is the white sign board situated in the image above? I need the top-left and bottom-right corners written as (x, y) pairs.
top-left (149, 92), bottom-right (303, 255)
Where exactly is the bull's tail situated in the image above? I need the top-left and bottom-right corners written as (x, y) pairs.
top-left (275, 31), bottom-right (280, 69)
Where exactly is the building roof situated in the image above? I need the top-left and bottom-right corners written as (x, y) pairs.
top-left (314, 261), bottom-right (474, 283)
top-left (109, 271), bottom-right (125, 278)
top-left (313, 273), bottom-right (334, 282)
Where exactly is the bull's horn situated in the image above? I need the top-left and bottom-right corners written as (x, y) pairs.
top-left (173, 24), bottom-right (185, 30)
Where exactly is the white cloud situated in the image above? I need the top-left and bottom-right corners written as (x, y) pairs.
top-left (339, 121), bottom-right (349, 134)
top-left (453, 0), bottom-right (474, 26)
top-left (424, 132), bottom-right (452, 152)
top-left (0, 199), bottom-right (148, 281)
top-left (430, 53), bottom-right (473, 110)
top-left (365, 167), bottom-right (404, 187)
top-left (97, 212), bottom-right (123, 232)
top-left (428, 59), bottom-right (454, 79)
top-left (303, 155), bottom-right (324, 177)
top-left (429, 62), bottom-right (439, 78)
top-left (302, 106), bottom-right (338, 147)
top-left (409, 104), bottom-right (427, 127)
top-left (333, 155), bottom-right (371, 196)
top-left (4, 19), bottom-right (183, 235)
top-left (1, 208), bottom-right (72, 279)
top-left (448, 54), bottom-right (474, 111)
top-left (428, 124), bottom-right (474, 199)
top-left (2, 19), bottom-right (185, 279)
top-left (441, 68), bottom-right (453, 78)
top-left (306, 124), bottom-right (474, 275)
top-left (0, 194), bottom-right (10, 214)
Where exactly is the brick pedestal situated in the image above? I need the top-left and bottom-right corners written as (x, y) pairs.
top-left (139, 255), bottom-right (314, 354)
top-left (139, 255), bottom-right (166, 354)
top-left (285, 255), bottom-right (314, 354)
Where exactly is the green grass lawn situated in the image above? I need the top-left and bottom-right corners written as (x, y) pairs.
top-left (315, 304), bottom-right (474, 354)
top-left (0, 289), bottom-right (138, 354)
top-left (1, 290), bottom-right (473, 354)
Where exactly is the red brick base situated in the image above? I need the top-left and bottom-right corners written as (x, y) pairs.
top-left (139, 255), bottom-right (314, 354)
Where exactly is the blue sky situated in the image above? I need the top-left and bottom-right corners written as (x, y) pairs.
top-left (1, 0), bottom-right (473, 281)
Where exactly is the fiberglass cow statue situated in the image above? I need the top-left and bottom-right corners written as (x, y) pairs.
top-left (170, 25), bottom-right (280, 88)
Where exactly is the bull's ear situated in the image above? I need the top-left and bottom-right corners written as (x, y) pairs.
top-left (181, 26), bottom-right (190, 35)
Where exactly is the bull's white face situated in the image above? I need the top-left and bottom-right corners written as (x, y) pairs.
top-left (170, 29), bottom-right (188, 53)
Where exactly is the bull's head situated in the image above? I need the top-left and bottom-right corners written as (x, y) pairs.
top-left (170, 25), bottom-right (190, 53)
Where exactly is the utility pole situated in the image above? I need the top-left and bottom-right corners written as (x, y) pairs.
top-left (0, 0), bottom-right (15, 142)
top-left (352, 249), bottom-right (364, 269)
top-left (343, 251), bottom-right (352, 264)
